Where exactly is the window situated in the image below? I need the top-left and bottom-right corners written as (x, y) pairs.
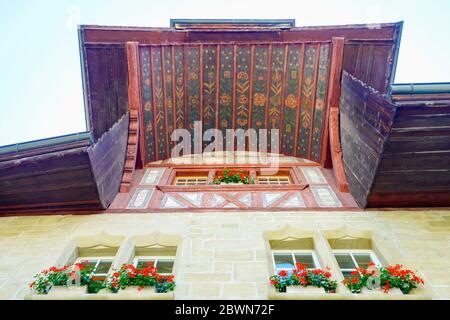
top-left (272, 250), bottom-right (320, 275)
top-left (76, 257), bottom-right (114, 280)
top-left (257, 176), bottom-right (290, 185)
top-left (333, 250), bottom-right (382, 279)
top-left (175, 176), bottom-right (208, 186)
top-left (133, 256), bottom-right (175, 275)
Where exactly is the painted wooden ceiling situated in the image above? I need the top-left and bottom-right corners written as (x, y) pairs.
top-left (139, 41), bottom-right (331, 165)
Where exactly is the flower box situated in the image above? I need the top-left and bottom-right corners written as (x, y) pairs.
top-left (112, 287), bottom-right (174, 300)
top-left (287, 285), bottom-right (326, 294)
top-left (218, 182), bottom-right (244, 186)
top-left (213, 169), bottom-right (251, 185)
top-left (359, 287), bottom-right (403, 296)
top-left (48, 285), bottom-right (87, 296)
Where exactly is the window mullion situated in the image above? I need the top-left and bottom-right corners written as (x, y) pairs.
top-left (350, 253), bottom-right (359, 269)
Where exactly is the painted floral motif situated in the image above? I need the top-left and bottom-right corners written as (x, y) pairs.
top-left (237, 71), bottom-right (249, 80)
top-left (253, 93), bottom-right (266, 107)
top-left (220, 94), bottom-right (231, 106)
top-left (285, 94), bottom-right (297, 109)
top-left (189, 72), bottom-right (198, 80)
top-left (189, 95), bottom-right (199, 108)
top-left (316, 98), bottom-right (325, 111)
top-left (239, 95), bottom-right (248, 105)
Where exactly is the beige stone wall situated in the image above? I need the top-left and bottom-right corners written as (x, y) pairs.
top-left (0, 210), bottom-right (449, 300)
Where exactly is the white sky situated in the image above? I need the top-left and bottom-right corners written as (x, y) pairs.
top-left (0, 0), bottom-right (449, 146)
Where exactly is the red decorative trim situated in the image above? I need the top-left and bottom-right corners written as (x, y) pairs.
top-left (280, 44), bottom-right (289, 153)
top-left (323, 37), bottom-right (349, 192)
top-left (120, 42), bottom-right (141, 193)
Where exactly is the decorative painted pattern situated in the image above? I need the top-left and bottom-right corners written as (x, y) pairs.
top-left (218, 45), bottom-right (234, 134)
top-left (186, 46), bottom-right (201, 152)
top-left (140, 168), bottom-right (165, 185)
top-left (267, 45), bottom-right (286, 151)
top-left (139, 47), bottom-right (156, 162)
top-left (251, 45), bottom-right (269, 132)
top-left (151, 47), bottom-right (168, 160)
top-left (282, 44), bottom-right (303, 156)
top-left (179, 192), bottom-right (203, 207)
top-left (310, 45), bottom-right (331, 162)
top-left (234, 46), bottom-right (252, 135)
top-left (174, 46), bottom-right (186, 131)
top-left (311, 186), bottom-right (342, 207)
top-left (127, 188), bottom-right (154, 209)
top-left (297, 45), bottom-right (319, 158)
top-left (161, 194), bottom-right (187, 209)
top-left (301, 167), bottom-right (327, 184)
top-left (281, 193), bottom-right (306, 208)
top-left (138, 43), bottom-right (330, 165)
top-left (163, 47), bottom-right (175, 148)
top-left (202, 45), bottom-right (218, 149)
top-left (262, 192), bottom-right (287, 208)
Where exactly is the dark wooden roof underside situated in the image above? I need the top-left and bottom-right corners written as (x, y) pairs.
top-left (340, 71), bottom-right (450, 208)
top-left (0, 114), bottom-right (129, 214)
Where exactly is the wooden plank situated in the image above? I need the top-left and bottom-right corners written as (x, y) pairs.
top-left (139, 46), bottom-right (157, 163)
top-left (368, 191), bottom-right (450, 207)
top-left (120, 42), bottom-right (141, 192)
top-left (326, 38), bottom-right (348, 192)
top-left (311, 44), bottom-right (331, 162)
top-left (88, 113), bottom-right (129, 208)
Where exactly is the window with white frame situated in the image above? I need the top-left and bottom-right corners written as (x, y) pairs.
top-left (333, 250), bottom-right (382, 279)
top-left (272, 250), bottom-right (320, 275)
top-left (76, 257), bottom-right (114, 280)
top-left (133, 256), bottom-right (175, 275)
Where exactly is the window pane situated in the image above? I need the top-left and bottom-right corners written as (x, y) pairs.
top-left (273, 254), bottom-right (295, 271)
top-left (335, 254), bottom-right (356, 269)
top-left (81, 260), bottom-right (98, 272)
top-left (342, 271), bottom-right (354, 280)
top-left (354, 254), bottom-right (373, 269)
top-left (95, 260), bottom-right (112, 274)
top-left (156, 260), bottom-right (175, 274)
top-left (294, 254), bottom-right (315, 269)
top-left (137, 259), bottom-right (156, 269)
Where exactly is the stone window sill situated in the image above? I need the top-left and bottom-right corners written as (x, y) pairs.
top-left (268, 287), bottom-right (432, 300)
top-left (25, 287), bottom-right (174, 300)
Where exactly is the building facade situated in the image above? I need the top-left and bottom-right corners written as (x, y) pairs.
top-left (0, 20), bottom-right (449, 300)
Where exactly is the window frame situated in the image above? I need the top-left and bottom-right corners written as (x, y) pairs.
top-left (174, 176), bottom-right (209, 186)
top-left (75, 256), bottom-right (114, 278)
top-left (257, 175), bottom-right (291, 185)
top-left (133, 255), bottom-right (176, 275)
top-left (271, 249), bottom-right (321, 274)
top-left (333, 249), bottom-right (382, 277)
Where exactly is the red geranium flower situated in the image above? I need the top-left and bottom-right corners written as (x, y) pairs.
top-left (278, 270), bottom-right (288, 277)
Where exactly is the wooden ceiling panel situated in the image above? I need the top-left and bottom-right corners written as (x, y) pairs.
top-left (137, 41), bottom-right (332, 165)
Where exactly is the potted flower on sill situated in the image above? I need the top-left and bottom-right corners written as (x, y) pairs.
top-left (29, 264), bottom-right (88, 295)
top-left (105, 263), bottom-right (176, 294)
top-left (343, 262), bottom-right (425, 295)
top-left (213, 169), bottom-right (251, 185)
top-left (269, 263), bottom-right (338, 294)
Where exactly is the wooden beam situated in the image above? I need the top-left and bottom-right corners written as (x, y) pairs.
top-left (120, 42), bottom-right (141, 193)
top-left (325, 37), bottom-right (349, 192)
